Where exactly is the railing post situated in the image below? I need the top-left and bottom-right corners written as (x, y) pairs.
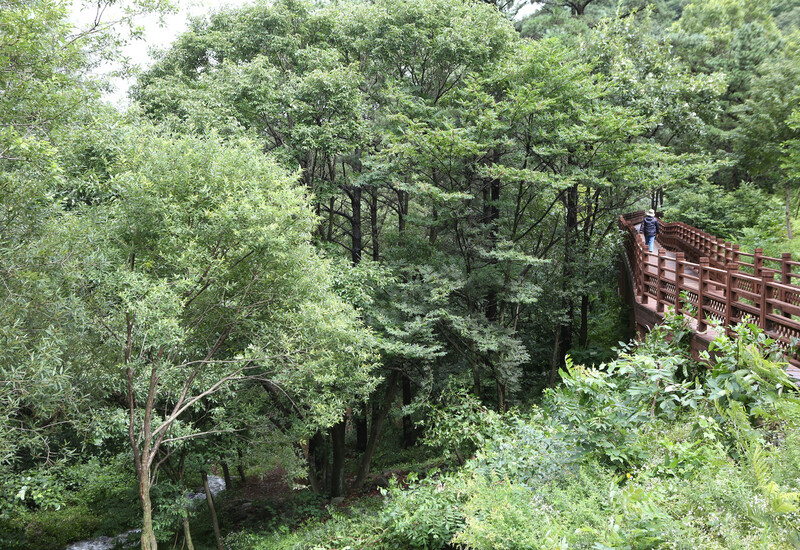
top-left (698, 257), bottom-right (709, 332)
top-left (657, 249), bottom-right (666, 313)
top-left (732, 244), bottom-right (740, 265)
top-left (760, 269), bottom-right (775, 333)
top-left (781, 252), bottom-right (792, 284)
top-left (725, 261), bottom-right (739, 334)
top-left (754, 247), bottom-right (763, 277)
top-left (781, 252), bottom-right (791, 318)
top-left (674, 252), bottom-right (685, 314)
top-left (637, 235), bottom-right (646, 303)
top-left (724, 242), bottom-right (732, 265)
top-left (716, 237), bottom-right (725, 265)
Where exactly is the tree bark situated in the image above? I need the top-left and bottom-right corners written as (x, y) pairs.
top-left (202, 472), bottom-right (224, 550)
top-left (578, 293), bottom-right (589, 348)
top-left (370, 187), bottom-right (379, 261)
top-left (402, 375), bottom-right (416, 448)
top-left (236, 448), bottom-right (246, 484)
top-left (496, 377), bottom-right (507, 413)
top-left (307, 431), bottom-right (325, 494)
top-left (350, 185), bottom-right (362, 265)
top-left (471, 354), bottom-right (482, 399)
top-left (557, 183), bottom-right (579, 365)
top-left (221, 460), bottom-right (232, 490)
top-left (354, 369), bottom-right (400, 489)
top-left (549, 328), bottom-right (562, 387)
top-left (182, 517), bottom-right (195, 550)
top-left (330, 419), bottom-right (347, 497)
top-left (139, 475), bottom-right (157, 550)
top-left (355, 405), bottom-right (368, 453)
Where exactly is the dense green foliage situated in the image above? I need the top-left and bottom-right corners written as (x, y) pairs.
top-left (2, 0), bottom-right (800, 548)
top-left (224, 317), bottom-right (800, 549)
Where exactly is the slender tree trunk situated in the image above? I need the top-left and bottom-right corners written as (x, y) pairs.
top-left (355, 406), bottom-right (368, 453)
top-left (182, 517), bottom-right (195, 550)
top-left (354, 370), bottom-right (400, 489)
top-left (236, 448), bottom-right (246, 484)
top-left (402, 375), bottom-right (416, 448)
top-left (202, 472), bottom-right (224, 550)
top-left (350, 186), bottom-right (362, 265)
top-left (330, 420), bottom-right (346, 497)
top-left (557, 184), bottom-right (579, 364)
top-left (370, 188), bottom-right (379, 261)
top-left (496, 378), bottom-right (507, 412)
top-left (327, 196), bottom-right (335, 242)
top-left (471, 355), bottom-right (482, 398)
top-left (578, 294), bottom-right (589, 348)
top-left (307, 431), bottom-right (325, 494)
top-left (139, 475), bottom-right (157, 550)
top-left (549, 328), bottom-right (562, 387)
top-left (221, 460), bottom-right (232, 490)
top-left (397, 189), bottom-right (407, 233)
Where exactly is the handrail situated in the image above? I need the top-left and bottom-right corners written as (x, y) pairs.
top-left (619, 211), bottom-right (800, 365)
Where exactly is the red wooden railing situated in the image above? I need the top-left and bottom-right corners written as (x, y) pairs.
top-left (620, 211), bottom-right (800, 366)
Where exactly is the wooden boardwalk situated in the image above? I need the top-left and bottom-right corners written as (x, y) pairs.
top-left (620, 211), bottom-right (800, 384)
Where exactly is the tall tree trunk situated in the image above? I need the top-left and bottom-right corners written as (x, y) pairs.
top-left (549, 328), bottom-right (561, 388)
top-left (578, 294), bottom-right (589, 348)
top-left (370, 188), bottom-right (379, 261)
top-left (330, 420), bottom-right (347, 497)
top-left (307, 431), bottom-right (325, 494)
top-left (557, 184), bottom-right (579, 365)
top-left (236, 448), bottom-right (246, 484)
top-left (134, 365), bottom-right (158, 550)
top-left (354, 370), bottom-right (401, 489)
top-left (350, 185), bottom-right (362, 265)
top-left (182, 517), bottom-right (195, 550)
top-left (397, 189), bottom-right (407, 233)
top-left (202, 472), bottom-right (224, 550)
top-left (402, 375), bottom-right (416, 448)
top-left (471, 354), bottom-right (482, 398)
top-left (355, 405), bottom-right (368, 453)
top-left (139, 475), bottom-right (157, 550)
top-left (220, 460), bottom-right (232, 490)
top-left (496, 378), bottom-right (507, 412)
top-left (484, 170), bottom-right (504, 410)
top-left (484, 174), bottom-right (500, 322)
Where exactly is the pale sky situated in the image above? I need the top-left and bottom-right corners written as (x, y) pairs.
top-left (70, 0), bottom-right (255, 105)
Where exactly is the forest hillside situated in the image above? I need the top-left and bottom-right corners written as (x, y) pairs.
top-left (1, 0), bottom-right (800, 548)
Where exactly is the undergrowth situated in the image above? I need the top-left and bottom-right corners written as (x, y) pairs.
top-left (225, 313), bottom-right (800, 549)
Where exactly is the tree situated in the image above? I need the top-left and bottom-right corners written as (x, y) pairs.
top-left (734, 34), bottom-right (800, 237)
top-left (54, 127), bottom-right (376, 548)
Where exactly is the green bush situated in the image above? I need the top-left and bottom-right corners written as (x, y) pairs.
top-left (378, 471), bottom-right (465, 549)
top-left (220, 317), bottom-right (800, 549)
top-left (21, 505), bottom-right (102, 550)
top-left (664, 181), bottom-right (783, 241)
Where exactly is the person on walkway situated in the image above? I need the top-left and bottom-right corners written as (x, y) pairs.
top-left (640, 209), bottom-right (660, 253)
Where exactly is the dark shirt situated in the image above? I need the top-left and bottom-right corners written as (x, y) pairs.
top-left (641, 216), bottom-right (660, 238)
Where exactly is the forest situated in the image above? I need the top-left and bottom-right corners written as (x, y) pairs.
top-left (2, 0), bottom-right (800, 548)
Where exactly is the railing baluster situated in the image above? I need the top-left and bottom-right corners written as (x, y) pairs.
top-left (725, 261), bottom-right (739, 335)
top-left (760, 269), bottom-right (776, 334)
top-left (675, 252), bottom-right (685, 314)
top-left (754, 248), bottom-right (764, 278)
top-left (698, 257), bottom-right (709, 333)
top-left (782, 253), bottom-right (792, 319)
top-left (657, 249), bottom-right (666, 313)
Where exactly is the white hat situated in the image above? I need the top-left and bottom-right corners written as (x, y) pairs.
top-left (647, 209), bottom-right (655, 217)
